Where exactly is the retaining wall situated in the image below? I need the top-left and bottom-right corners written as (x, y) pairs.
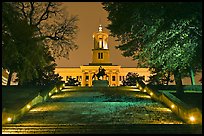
top-left (2, 83), bottom-right (64, 125)
top-left (136, 80), bottom-right (202, 124)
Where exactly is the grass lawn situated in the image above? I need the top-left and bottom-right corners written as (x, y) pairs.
top-left (2, 85), bottom-right (55, 112)
top-left (171, 91), bottom-right (202, 112)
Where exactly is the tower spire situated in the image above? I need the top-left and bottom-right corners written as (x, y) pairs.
top-left (98, 17), bottom-right (102, 32)
top-left (99, 17), bottom-right (101, 25)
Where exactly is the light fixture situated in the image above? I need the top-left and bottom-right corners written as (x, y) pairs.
top-left (171, 104), bottom-right (175, 109)
top-left (189, 116), bottom-right (195, 122)
top-left (7, 117), bottom-right (12, 122)
top-left (150, 92), bottom-right (153, 96)
top-left (143, 89), bottom-right (146, 92)
top-left (136, 83), bottom-right (138, 87)
top-left (27, 105), bottom-right (31, 109)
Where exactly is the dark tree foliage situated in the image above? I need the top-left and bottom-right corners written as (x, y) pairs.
top-left (103, 2), bottom-right (202, 95)
top-left (2, 2), bottom-right (71, 85)
top-left (14, 2), bottom-right (79, 59)
top-left (21, 47), bottom-right (63, 86)
top-left (66, 78), bottom-right (81, 86)
top-left (2, 2), bottom-right (45, 85)
top-left (147, 68), bottom-right (173, 85)
top-left (122, 72), bottom-right (144, 86)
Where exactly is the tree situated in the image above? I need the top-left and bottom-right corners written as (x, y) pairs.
top-left (103, 2), bottom-right (202, 95)
top-left (122, 72), bottom-right (144, 86)
top-left (14, 2), bottom-right (79, 59)
top-left (147, 68), bottom-right (173, 85)
top-left (21, 46), bottom-right (63, 86)
top-left (66, 77), bottom-right (81, 86)
top-left (2, 2), bottom-right (46, 85)
top-left (2, 2), bottom-right (78, 85)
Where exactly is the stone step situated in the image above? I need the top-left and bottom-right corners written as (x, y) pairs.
top-left (2, 124), bottom-right (202, 134)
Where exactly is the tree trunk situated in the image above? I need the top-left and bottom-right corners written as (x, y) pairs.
top-left (166, 71), bottom-right (171, 85)
top-left (190, 69), bottom-right (195, 85)
top-left (7, 71), bottom-right (13, 86)
top-left (173, 69), bottom-right (184, 96)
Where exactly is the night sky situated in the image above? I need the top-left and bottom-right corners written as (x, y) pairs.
top-left (55, 2), bottom-right (138, 67)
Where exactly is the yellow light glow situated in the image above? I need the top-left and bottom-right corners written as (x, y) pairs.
top-left (171, 104), bottom-right (175, 109)
top-left (135, 94), bottom-right (151, 99)
top-left (143, 89), bottom-right (146, 92)
top-left (27, 105), bottom-right (31, 109)
top-left (136, 83), bottom-right (138, 87)
top-left (49, 92), bottom-right (52, 96)
top-left (55, 89), bottom-right (58, 93)
top-left (139, 87), bottom-right (142, 90)
top-left (7, 117), bottom-right (12, 122)
top-left (150, 92), bottom-right (153, 96)
top-left (189, 116), bottom-right (195, 122)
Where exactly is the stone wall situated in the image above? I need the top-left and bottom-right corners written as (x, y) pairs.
top-left (136, 80), bottom-right (202, 124)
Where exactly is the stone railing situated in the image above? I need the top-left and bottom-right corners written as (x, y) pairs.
top-left (135, 80), bottom-right (202, 124)
top-left (2, 82), bottom-right (64, 125)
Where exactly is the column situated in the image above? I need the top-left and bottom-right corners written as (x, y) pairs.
top-left (109, 73), bottom-right (112, 86)
top-left (88, 72), bottom-right (92, 86)
top-left (116, 72), bottom-right (119, 86)
top-left (81, 72), bottom-right (86, 87)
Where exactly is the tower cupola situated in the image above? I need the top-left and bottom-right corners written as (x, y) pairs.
top-left (89, 25), bottom-right (112, 66)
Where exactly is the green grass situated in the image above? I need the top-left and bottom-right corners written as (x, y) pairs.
top-left (170, 91), bottom-right (202, 112)
top-left (2, 85), bottom-right (56, 112)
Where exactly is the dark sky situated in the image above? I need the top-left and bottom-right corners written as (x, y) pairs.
top-left (55, 2), bottom-right (138, 67)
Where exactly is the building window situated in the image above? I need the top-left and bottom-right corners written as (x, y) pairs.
top-left (119, 76), bottom-right (122, 81)
top-left (98, 53), bottom-right (100, 59)
top-left (79, 76), bottom-right (82, 81)
top-left (112, 76), bottom-right (115, 81)
top-left (86, 76), bottom-right (89, 81)
top-left (98, 52), bottom-right (103, 59)
top-left (101, 53), bottom-right (103, 59)
top-left (99, 38), bottom-right (103, 49)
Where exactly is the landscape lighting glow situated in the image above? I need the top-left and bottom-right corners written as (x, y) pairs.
top-left (171, 104), bottom-right (175, 109)
top-left (136, 83), bottom-right (138, 87)
top-left (189, 116), bottom-right (195, 122)
top-left (27, 105), bottom-right (31, 109)
top-left (7, 117), bottom-right (12, 122)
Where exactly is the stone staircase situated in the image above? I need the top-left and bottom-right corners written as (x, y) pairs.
top-left (2, 124), bottom-right (202, 134)
top-left (2, 87), bottom-right (202, 134)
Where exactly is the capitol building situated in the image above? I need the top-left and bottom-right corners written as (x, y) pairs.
top-left (54, 25), bottom-right (150, 86)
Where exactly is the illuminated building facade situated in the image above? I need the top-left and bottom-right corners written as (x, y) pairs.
top-left (1, 26), bottom-right (201, 86)
top-left (55, 25), bottom-right (151, 86)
